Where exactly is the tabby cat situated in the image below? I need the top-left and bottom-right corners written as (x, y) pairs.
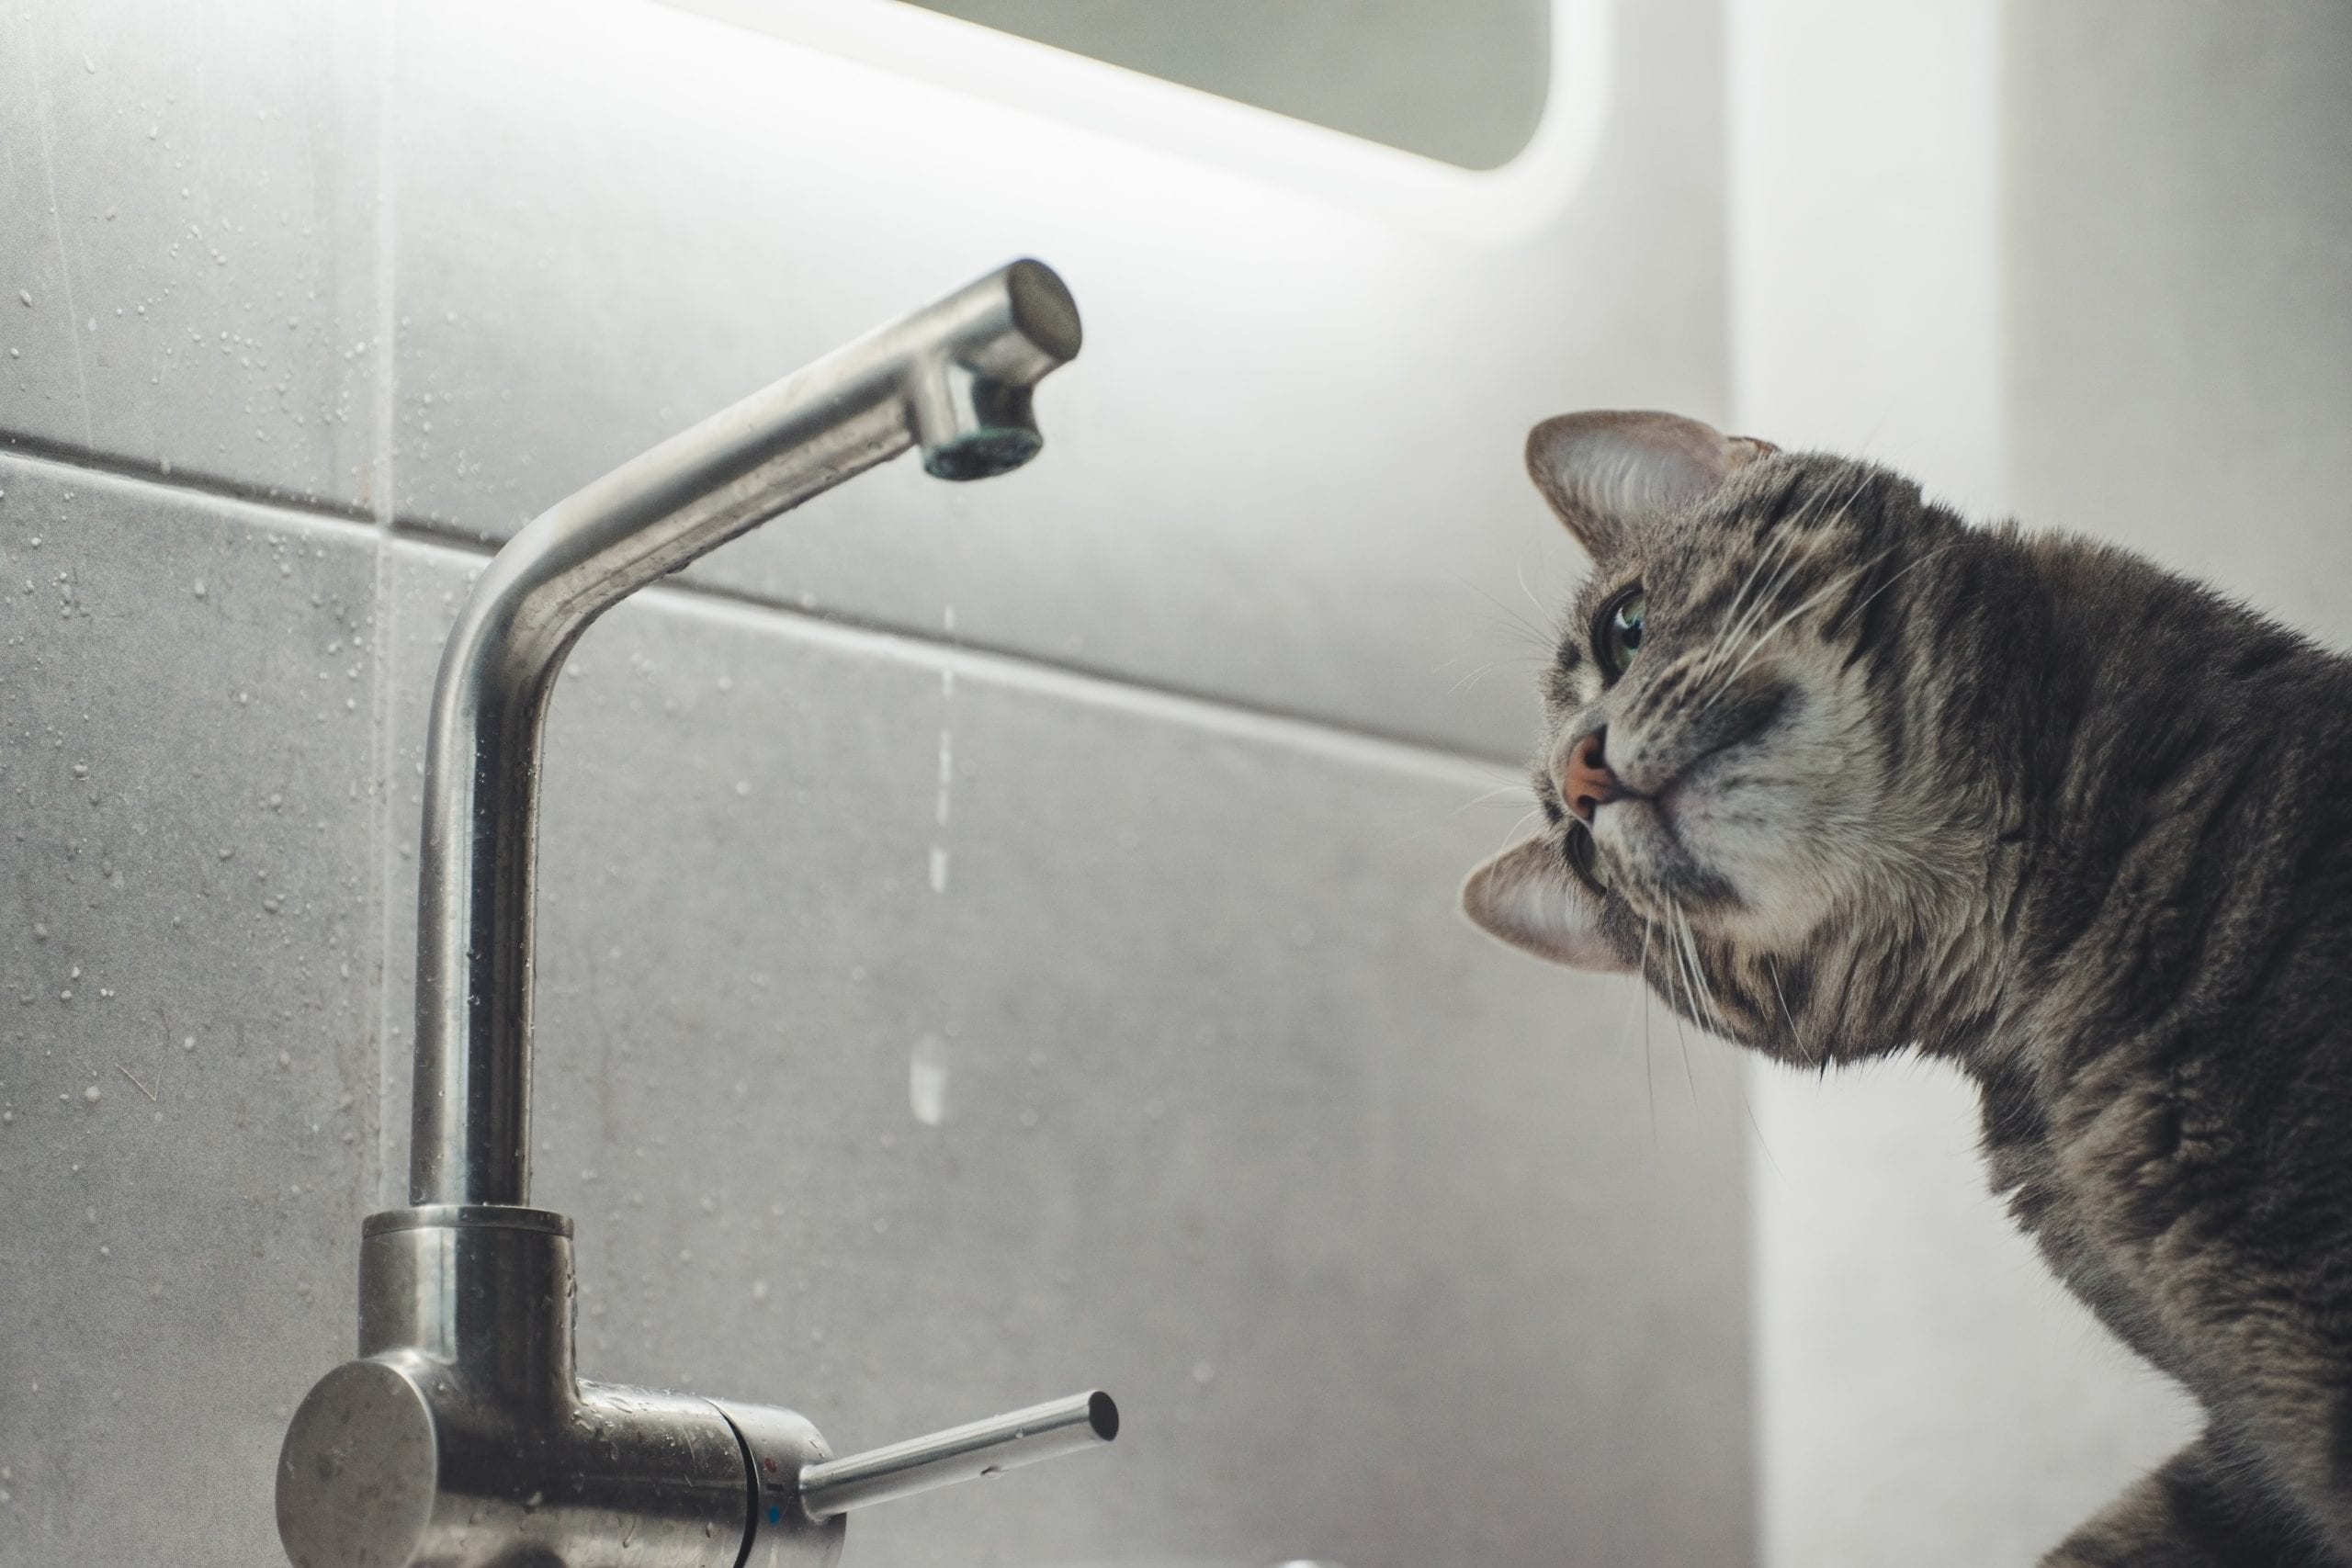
top-left (1463, 411), bottom-right (2352, 1566)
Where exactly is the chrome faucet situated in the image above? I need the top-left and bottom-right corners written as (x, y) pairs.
top-left (276, 261), bottom-right (1116, 1568)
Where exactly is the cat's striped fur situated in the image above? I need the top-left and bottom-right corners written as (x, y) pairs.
top-left (1464, 411), bottom-right (2352, 1565)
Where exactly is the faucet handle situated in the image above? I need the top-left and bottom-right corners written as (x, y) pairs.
top-left (718, 1389), bottom-right (1118, 1568)
top-left (800, 1389), bottom-right (1119, 1517)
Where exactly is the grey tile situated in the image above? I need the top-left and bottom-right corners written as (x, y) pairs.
top-left (0, 456), bottom-right (382, 1564)
top-left (0, 0), bottom-right (380, 509)
top-left (2006, 0), bottom-right (2352, 642)
top-left (388, 0), bottom-right (1726, 759)
top-left (379, 540), bottom-right (1753, 1567)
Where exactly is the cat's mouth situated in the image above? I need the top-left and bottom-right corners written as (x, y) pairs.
top-left (1594, 790), bottom-right (1742, 915)
top-left (1587, 693), bottom-right (1793, 919)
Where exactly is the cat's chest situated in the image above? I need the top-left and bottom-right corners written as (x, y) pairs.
top-left (1973, 1054), bottom-right (2199, 1374)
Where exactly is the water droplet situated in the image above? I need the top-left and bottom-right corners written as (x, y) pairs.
top-left (15, 290), bottom-right (28, 308)
top-left (180, 1035), bottom-right (195, 1052)
top-left (909, 1033), bottom-right (949, 1126)
top-left (1192, 1359), bottom-right (1216, 1384)
top-left (751, 1279), bottom-right (769, 1303)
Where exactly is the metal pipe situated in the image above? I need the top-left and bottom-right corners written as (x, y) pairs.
top-left (797, 1391), bottom-right (1120, 1518)
top-left (407, 260), bottom-right (1082, 1206)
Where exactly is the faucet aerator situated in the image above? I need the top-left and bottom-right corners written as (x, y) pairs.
top-left (923, 423), bottom-right (1043, 481)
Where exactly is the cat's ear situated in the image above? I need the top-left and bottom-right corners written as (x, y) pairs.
top-left (1460, 836), bottom-right (1632, 973)
top-left (1525, 411), bottom-right (1778, 560)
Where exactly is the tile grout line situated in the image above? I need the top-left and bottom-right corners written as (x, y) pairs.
top-left (0, 430), bottom-right (378, 525)
top-left (0, 441), bottom-right (1531, 782)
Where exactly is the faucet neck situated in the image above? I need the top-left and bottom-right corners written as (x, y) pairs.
top-left (404, 261), bottom-right (1080, 1207)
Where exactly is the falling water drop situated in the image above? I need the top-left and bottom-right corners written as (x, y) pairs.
top-left (909, 1033), bottom-right (949, 1127)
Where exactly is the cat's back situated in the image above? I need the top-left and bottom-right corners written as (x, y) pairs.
top-left (1981, 528), bottom-right (2352, 1430)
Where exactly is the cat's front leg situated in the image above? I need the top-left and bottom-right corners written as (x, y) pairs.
top-left (2043, 1435), bottom-right (2343, 1568)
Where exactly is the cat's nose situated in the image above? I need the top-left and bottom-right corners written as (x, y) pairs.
top-left (1563, 730), bottom-right (1623, 822)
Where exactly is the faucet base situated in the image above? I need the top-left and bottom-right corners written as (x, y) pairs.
top-left (277, 1205), bottom-right (1104, 1566)
top-left (281, 1207), bottom-right (767, 1568)
top-left (277, 1351), bottom-right (760, 1568)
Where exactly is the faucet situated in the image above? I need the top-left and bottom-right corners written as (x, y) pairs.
top-left (276, 261), bottom-right (1116, 1568)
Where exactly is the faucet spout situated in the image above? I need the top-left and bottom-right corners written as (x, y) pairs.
top-left (407, 259), bottom-right (1080, 1208)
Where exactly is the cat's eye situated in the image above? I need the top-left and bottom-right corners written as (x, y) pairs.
top-left (1595, 586), bottom-right (1645, 679)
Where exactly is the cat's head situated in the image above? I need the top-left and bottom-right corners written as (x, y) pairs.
top-left (1462, 411), bottom-right (1973, 1056)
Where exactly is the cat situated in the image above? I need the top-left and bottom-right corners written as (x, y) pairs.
top-left (1462, 410), bottom-right (2352, 1567)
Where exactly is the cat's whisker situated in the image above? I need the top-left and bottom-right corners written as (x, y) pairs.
top-left (1695, 509), bottom-right (1809, 683)
top-left (1764, 955), bottom-right (1806, 1063)
top-left (1446, 660), bottom-right (1505, 697)
top-left (1513, 562), bottom-right (1553, 625)
top-left (1691, 462), bottom-right (1875, 687)
top-left (1675, 908), bottom-right (1733, 1041)
top-left (1457, 578), bottom-right (1559, 653)
top-left (1697, 560), bottom-right (1875, 713)
top-left (1453, 784), bottom-right (1538, 813)
top-left (1658, 905), bottom-right (1699, 1097)
top-left (1825, 540), bottom-right (1967, 639)
top-left (1638, 916), bottom-right (1658, 1135)
top-left (1685, 475), bottom-right (1883, 711)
